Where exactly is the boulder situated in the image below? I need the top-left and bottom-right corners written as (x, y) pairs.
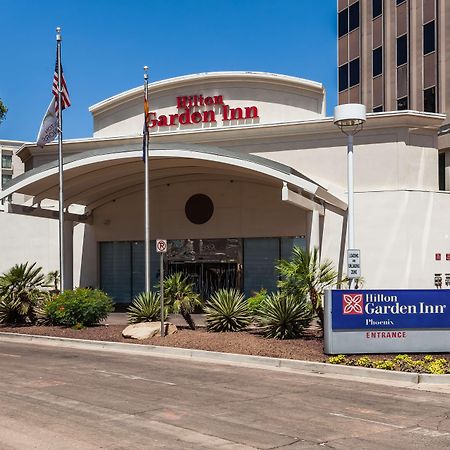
top-left (122, 322), bottom-right (178, 340)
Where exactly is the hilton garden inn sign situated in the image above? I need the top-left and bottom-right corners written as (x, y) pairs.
top-left (324, 290), bottom-right (450, 354)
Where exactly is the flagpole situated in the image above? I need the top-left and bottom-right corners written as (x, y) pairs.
top-left (144, 66), bottom-right (151, 293)
top-left (56, 27), bottom-right (65, 293)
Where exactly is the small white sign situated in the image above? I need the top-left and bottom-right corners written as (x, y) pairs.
top-left (347, 249), bottom-right (361, 279)
top-left (156, 239), bottom-right (167, 253)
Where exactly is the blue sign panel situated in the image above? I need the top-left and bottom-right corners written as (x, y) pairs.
top-left (332, 290), bottom-right (450, 330)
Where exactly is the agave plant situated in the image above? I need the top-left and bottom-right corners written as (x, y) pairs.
top-left (204, 288), bottom-right (252, 332)
top-left (0, 297), bottom-right (23, 324)
top-left (127, 291), bottom-right (167, 324)
top-left (163, 273), bottom-right (201, 330)
top-left (258, 292), bottom-right (313, 339)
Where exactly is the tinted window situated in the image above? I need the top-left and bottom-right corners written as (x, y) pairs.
top-left (424, 86), bottom-right (436, 112)
top-left (439, 153), bottom-right (445, 191)
top-left (349, 58), bottom-right (360, 87)
top-left (338, 9), bottom-right (348, 37)
top-left (396, 0), bottom-right (406, 5)
top-left (349, 2), bottom-right (360, 32)
top-left (373, 46), bottom-right (383, 76)
top-left (423, 21), bottom-right (435, 55)
top-left (397, 34), bottom-right (408, 66)
top-left (372, 0), bottom-right (382, 18)
top-left (397, 96), bottom-right (408, 110)
top-left (373, 105), bottom-right (383, 112)
top-left (339, 63), bottom-right (349, 92)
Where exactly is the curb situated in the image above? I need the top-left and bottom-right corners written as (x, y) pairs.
top-left (0, 332), bottom-right (449, 385)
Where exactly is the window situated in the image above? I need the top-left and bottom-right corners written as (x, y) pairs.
top-left (396, 0), bottom-right (406, 5)
top-left (339, 63), bottom-right (349, 92)
top-left (1, 154), bottom-right (12, 169)
top-left (338, 9), bottom-right (348, 37)
top-left (372, 0), bottom-right (382, 18)
top-left (423, 21), bottom-right (435, 55)
top-left (1, 174), bottom-right (12, 187)
top-left (439, 153), bottom-right (445, 191)
top-left (349, 2), bottom-right (360, 32)
top-left (424, 86), bottom-right (436, 112)
top-left (397, 96), bottom-right (408, 110)
top-left (397, 34), bottom-right (408, 66)
top-left (373, 105), bottom-right (383, 112)
top-left (373, 46), bottom-right (383, 76)
top-left (349, 58), bottom-right (360, 87)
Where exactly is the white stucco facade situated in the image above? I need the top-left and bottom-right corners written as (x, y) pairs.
top-left (0, 71), bottom-right (448, 300)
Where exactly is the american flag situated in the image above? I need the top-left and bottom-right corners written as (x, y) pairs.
top-left (52, 57), bottom-right (70, 112)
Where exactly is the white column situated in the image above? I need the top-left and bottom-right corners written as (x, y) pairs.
top-left (63, 220), bottom-right (73, 290)
top-left (306, 209), bottom-right (320, 253)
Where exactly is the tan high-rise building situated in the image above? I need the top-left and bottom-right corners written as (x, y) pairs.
top-left (337, 0), bottom-right (450, 188)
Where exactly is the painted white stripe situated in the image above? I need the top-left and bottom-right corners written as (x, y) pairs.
top-left (95, 369), bottom-right (176, 386)
top-left (329, 412), bottom-right (404, 429)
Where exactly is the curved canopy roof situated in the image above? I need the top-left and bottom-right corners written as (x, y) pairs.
top-left (1, 143), bottom-right (346, 213)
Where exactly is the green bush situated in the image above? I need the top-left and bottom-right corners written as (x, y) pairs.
top-left (205, 288), bottom-right (252, 332)
top-left (127, 292), bottom-right (167, 324)
top-left (257, 292), bottom-right (313, 339)
top-left (247, 288), bottom-right (267, 314)
top-left (44, 288), bottom-right (113, 327)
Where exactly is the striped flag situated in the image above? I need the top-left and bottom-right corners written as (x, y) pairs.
top-left (142, 95), bottom-right (149, 160)
top-left (52, 55), bottom-right (71, 112)
top-left (37, 53), bottom-right (70, 147)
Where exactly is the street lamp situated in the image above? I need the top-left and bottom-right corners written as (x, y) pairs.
top-left (333, 104), bottom-right (366, 288)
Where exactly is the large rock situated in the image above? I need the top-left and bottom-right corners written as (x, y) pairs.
top-left (122, 322), bottom-right (178, 340)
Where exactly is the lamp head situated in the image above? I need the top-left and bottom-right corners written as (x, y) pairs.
top-left (334, 103), bottom-right (366, 134)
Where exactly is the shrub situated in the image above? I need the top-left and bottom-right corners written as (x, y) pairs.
top-left (355, 356), bottom-right (374, 368)
top-left (127, 292), bottom-right (167, 324)
top-left (257, 292), bottom-right (313, 339)
top-left (0, 297), bottom-right (23, 324)
top-left (427, 358), bottom-right (448, 374)
top-left (247, 288), bottom-right (267, 315)
top-left (205, 288), bottom-right (252, 332)
top-left (44, 288), bottom-right (113, 327)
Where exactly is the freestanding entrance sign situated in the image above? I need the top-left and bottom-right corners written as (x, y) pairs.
top-left (324, 289), bottom-right (450, 354)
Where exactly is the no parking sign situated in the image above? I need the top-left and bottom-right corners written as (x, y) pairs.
top-left (156, 239), bottom-right (167, 253)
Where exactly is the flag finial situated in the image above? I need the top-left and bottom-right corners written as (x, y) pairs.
top-left (56, 27), bottom-right (62, 41)
top-left (144, 66), bottom-right (149, 81)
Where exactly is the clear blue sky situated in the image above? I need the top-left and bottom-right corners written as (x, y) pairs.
top-left (0, 0), bottom-right (337, 142)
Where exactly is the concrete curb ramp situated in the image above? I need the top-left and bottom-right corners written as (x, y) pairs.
top-left (0, 332), bottom-right (449, 386)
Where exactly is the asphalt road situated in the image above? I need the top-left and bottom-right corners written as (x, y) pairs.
top-left (0, 342), bottom-right (449, 449)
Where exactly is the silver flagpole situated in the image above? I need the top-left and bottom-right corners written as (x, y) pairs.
top-left (56, 27), bottom-right (65, 293)
top-left (144, 66), bottom-right (151, 293)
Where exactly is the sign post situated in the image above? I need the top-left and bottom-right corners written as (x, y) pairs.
top-left (156, 239), bottom-right (167, 337)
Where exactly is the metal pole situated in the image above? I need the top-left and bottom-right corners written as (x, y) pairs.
top-left (56, 27), bottom-right (65, 292)
top-left (144, 67), bottom-right (151, 294)
top-left (160, 253), bottom-right (164, 337)
top-left (347, 133), bottom-right (354, 289)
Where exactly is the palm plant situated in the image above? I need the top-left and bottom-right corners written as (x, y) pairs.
top-left (163, 273), bottom-right (201, 330)
top-left (257, 292), bottom-right (313, 339)
top-left (204, 288), bottom-right (252, 332)
top-left (46, 270), bottom-right (60, 294)
top-left (0, 262), bottom-right (48, 324)
top-left (127, 291), bottom-right (167, 324)
top-left (276, 247), bottom-right (339, 328)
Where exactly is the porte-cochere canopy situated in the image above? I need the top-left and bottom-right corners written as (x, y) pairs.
top-left (0, 143), bottom-right (346, 220)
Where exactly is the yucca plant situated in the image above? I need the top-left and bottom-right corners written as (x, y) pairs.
top-left (258, 292), bottom-right (313, 339)
top-left (127, 291), bottom-right (166, 324)
top-left (205, 288), bottom-right (252, 332)
top-left (163, 273), bottom-right (201, 330)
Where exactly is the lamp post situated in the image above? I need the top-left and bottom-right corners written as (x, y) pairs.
top-left (333, 104), bottom-right (366, 288)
